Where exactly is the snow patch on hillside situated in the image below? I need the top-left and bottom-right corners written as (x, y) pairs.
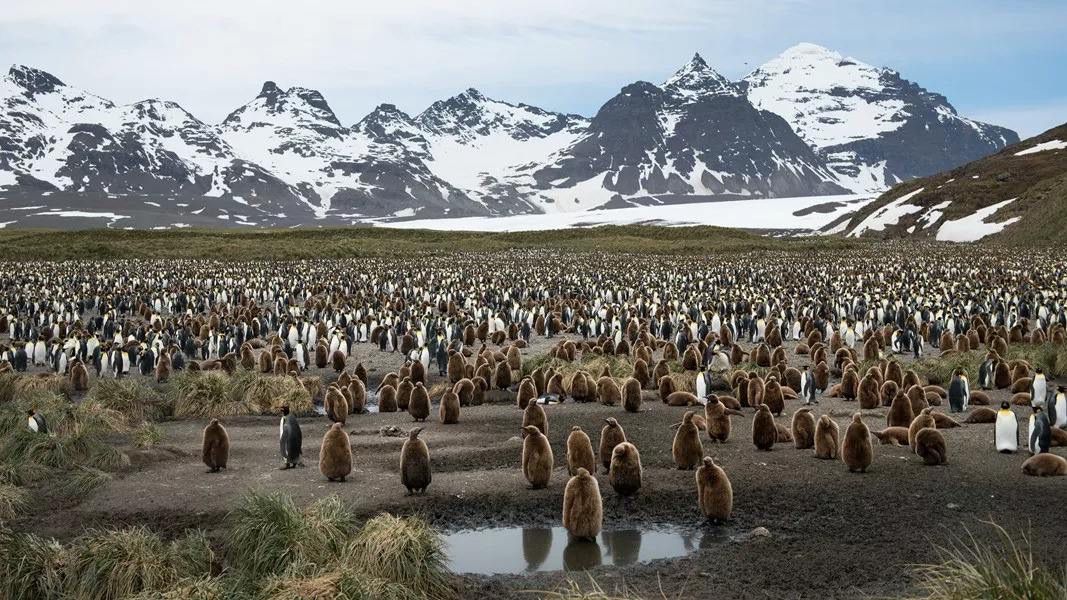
top-left (935, 198), bottom-right (1020, 242)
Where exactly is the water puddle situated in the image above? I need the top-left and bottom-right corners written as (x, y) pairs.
top-left (443, 526), bottom-right (725, 574)
top-left (313, 403), bottom-right (379, 416)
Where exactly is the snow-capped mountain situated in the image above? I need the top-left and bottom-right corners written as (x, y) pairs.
top-left (522, 54), bottom-right (848, 210)
top-left (0, 48), bottom-right (1019, 228)
top-left (743, 43), bottom-right (1019, 193)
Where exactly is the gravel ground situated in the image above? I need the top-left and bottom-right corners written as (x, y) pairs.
top-left (10, 334), bottom-right (1066, 600)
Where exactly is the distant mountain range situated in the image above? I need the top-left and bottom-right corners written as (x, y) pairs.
top-left (0, 44), bottom-right (1017, 228)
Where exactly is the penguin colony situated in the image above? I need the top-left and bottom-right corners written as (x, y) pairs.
top-left (4, 249), bottom-right (1067, 544)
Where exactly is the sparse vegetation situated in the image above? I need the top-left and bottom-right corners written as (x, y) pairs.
top-left (909, 521), bottom-right (1067, 600)
top-left (0, 484), bottom-right (27, 521)
top-left (168, 371), bottom-right (312, 418)
top-left (85, 378), bottom-right (168, 424)
top-left (347, 514), bottom-right (453, 599)
top-left (134, 422), bottom-right (164, 448)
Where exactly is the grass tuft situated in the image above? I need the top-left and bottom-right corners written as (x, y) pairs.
top-left (168, 371), bottom-right (312, 418)
top-left (134, 422), bottom-right (164, 448)
top-left (909, 521), bottom-right (1067, 600)
top-left (85, 378), bottom-right (168, 423)
top-left (0, 527), bottom-right (67, 600)
top-left (346, 513), bottom-right (453, 599)
top-left (0, 483), bottom-right (28, 521)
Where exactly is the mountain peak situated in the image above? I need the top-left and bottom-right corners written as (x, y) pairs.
top-left (663, 53), bottom-right (734, 98)
top-left (7, 65), bottom-right (65, 94)
top-left (779, 43), bottom-right (842, 61)
top-left (259, 81), bottom-right (280, 97)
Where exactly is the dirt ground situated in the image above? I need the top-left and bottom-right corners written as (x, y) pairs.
top-left (10, 334), bottom-right (1067, 600)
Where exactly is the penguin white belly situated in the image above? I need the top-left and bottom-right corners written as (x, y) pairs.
top-left (995, 412), bottom-right (1017, 453)
top-left (1056, 395), bottom-right (1066, 428)
top-left (1027, 416), bottom-right (1037, 453)
top-left (27, 416), bottom-right (38, 432)
top-left (696, 375), bottom-right (707, 400)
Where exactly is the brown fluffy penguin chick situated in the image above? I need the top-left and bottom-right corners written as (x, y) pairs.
top-left (695, 457), bottom-right (732, 523)
top-left (791, 407), bottom-right (816, 449)
top-left (964, 407), bottom-right (998, 424)
top-left (393, 378), bottom-right (412, 412)
top-left (452, 378), bottom-right (474, 407)
top-left (408, 382), bottom-right (430, 422)
top-left (547, 373), bottom-right (567, 399)
top-left (562, 467), bottom-right (603, 540)
top-left (375, 383), bottom-right (396, 413)
top-left (887, 391), bottom-right (914, 428)
top-left (447, 352), bottom-right (465, 384)
top-left (201, 419), bottom-right (229, 473)
top-left (400, 427), bottom-right (431, 494)
top-left (598, 377), bottom-right (622, 406)
top-left (632, 359), bottom-right (651, 389)
top-left (909, 408), bottom-right (936, 449)
top-left (857, 375), bottom-right (880, 409)
top-left (523, 397), bottom-right (548, 436)
top-left (152, 354), bottom-right (170, 384)
top-left (599, 418), bottom-right (627, 473)
top-left (330, 350), bottom-right (346, 373)
top-left (775, 422), bottom-right (793, 444)
top-left (752, 404), bottom-right (777, 451)
top-left (608, 442), bottom-right (642, 497)
top-left (1022, 453), bottom-right (1067, 477)
top-left (494, 361), bottom-right (513, 391)
top-left (842, 413), bottom-right (873, 473)
top-left (763, 377), bottom-right (785, 416)
top-left (652, 359), bottom-right (670, 387)
top-left (566, 426), bottom-right (597, 476)
top-left (439, 390), bottom-right (460, 424)
top-left (705, 397), bottom-right (732, 443)
top-left (319, 423), bottom-right (353, 482)
top-left (814, 415), bottom-right (840, 459)
top-left (673, 411), bottom-right (703, 469)
top-left (410, 360), bottom-right (426, 385)
top-left (349, 380), bottom-right (367, 414)
top-left (324, 386), bottom-right (348, 425)
top-left (747, 375), bottom-right (765, 408)
top-left (521, 425), bottom-right (554, 489)
top-left (931, 412), bottom-right (962, 429)
top-left (873, 427), bottom-right (910, 445)
top-left (517, 377), bottom-right (538, 409)
top-left (70, 360), bottom-right (89, 390)
top-left (667, 391), bottom-right (700, 407)
top-left (841, 369), bottom-right (860, 401)
top-left (914, 428), bottom-right (947, 465)
top-left (622, 377), bottom-right (642, 413)
top-left (658, 376), bottom-right (676, 403)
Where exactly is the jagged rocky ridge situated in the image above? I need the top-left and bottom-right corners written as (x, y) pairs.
top-left (0, 45), bottom-right (1017, 228)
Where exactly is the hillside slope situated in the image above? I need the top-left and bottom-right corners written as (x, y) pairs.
top-left (834, 122), bottom-right (1067, 243)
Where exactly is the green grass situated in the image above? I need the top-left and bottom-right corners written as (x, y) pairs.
top-left (908, 521), bottom-right (1067, 599)
top-left (0, 527), bottom-right (66, 600)
top-left (0, 225), bottom-right (867, 261)
top-left (347, 514), bottom-right (453, 599)
top-left (65, 527), bottom-right (214, 600)
top-left (226, 492), bottom-right (356, 580)
top-left (168, 371), bottom-right (312, 418)
top-left (134, 422), bottom-right (164, 448)
top-left (85, 378), bottom-right (168, 424)
top-left (0, 372), bottom-right (72, 403)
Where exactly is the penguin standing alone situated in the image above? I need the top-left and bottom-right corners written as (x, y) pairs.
top-left (994, 401), bottom-right (1018, 453)
top-left (279, 406), bottom-right (302, 469)
top-left (1029, 406), bottom-right (1052, 455)
top-left (26, 409), bottom-right (47, 434)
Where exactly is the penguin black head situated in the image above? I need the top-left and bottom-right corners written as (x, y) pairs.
top-left (26, 409), bottom-right (35, 416)
top-left (1001, 401), bottom-right (1011, 410)
top-left (280, 405), bottom-right (290, 416)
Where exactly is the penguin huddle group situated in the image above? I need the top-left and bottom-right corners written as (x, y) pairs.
top-left (2, 250), bottom-right (1065, 535)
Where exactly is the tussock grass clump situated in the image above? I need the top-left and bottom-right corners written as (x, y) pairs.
top-left (56, 466), bottom-right (113, 498)
top-left (85, 378), bottom-right (168, 423)
top-left (169, 371), bottom-right (312, 418)
top-left (65, 527), bottom-right (214, 600)
top-left (127, 576), bottom-right (231, 600)
top-left (0, 392), bottom-right (129, 473)
top-left (347, 514), bottom-right (453, 599)
top-left (0, 372), bottom-right (19, 404)
top-left (134, 422), bottom-right (164, 448)
top-left (226, 492), bottom-right (355, 579)
top-left (910, 521), bottom-right (1067, 600)
top-left (263, 572), bottom-right (417, 600)
top-left (0, 373), bottom-right (74, 401)
top-left (1004, 343), bottom-right (1067, 379)
top-left (0, 483), bottom-right (28, 521)
top-left (0, 528), bottom-right (66, 600)
top-left (912, 351), bottom-right (983, 386)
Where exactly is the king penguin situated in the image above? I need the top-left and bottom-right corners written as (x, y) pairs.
top-left (1029, 406), bottom-right (1051, 455)
top-left (26, 409), bottom-right (47, 434)
top-left (279, 405), bottom-right (303, 469)
top-left (1054, 386), bottom-right (1066, 429)
top-left (994, 401), bottom-right (1018, 453)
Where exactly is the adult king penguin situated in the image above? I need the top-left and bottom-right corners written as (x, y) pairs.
top-left (801, 365), bottom-right (817, 405)
top-left (1055, 386), bottom-right (1067, 429)
top-left (26, 409), bottom-right (47, 434)
top-left (1028, 406), bottom-right (1052, 455)
top-left (1031, 368), bottom-right (1049, 408)
top-left (947, 369), bottom-right (969, 413)
top-left (994, 401), bottom-right (1018, 453)
top-left (279, 406), bottom-right (302, 469)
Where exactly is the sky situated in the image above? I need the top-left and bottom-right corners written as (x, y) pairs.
top-left (1, 0), bottom-right (1064, 137)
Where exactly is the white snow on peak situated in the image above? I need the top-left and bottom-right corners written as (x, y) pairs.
top-left (847, 187), bottom-right (925, 237)
top-left (744, 43), bottom-right (904, 151)
top-left (1014, 139), bottom-right (1066, 156)
top-left (935, 198), bottom-right (1021, 242)
top-left (663, 53), bottom-right (736, 98)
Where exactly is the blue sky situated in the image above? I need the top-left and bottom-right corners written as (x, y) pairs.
top-left (1, 0), bottom-right (1064, 137)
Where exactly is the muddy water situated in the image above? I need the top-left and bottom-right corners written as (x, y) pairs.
top-left (443, 526), bottom-right (727, 574)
